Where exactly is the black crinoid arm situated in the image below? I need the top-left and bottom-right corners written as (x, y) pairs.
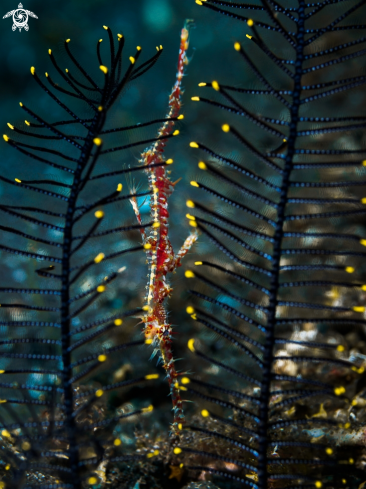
top-left (179, 1), bottom-right (366, 488)
top-left (0, 26), bottom-right (179, 488)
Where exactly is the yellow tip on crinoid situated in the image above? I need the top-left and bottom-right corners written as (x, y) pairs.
top-left (3, 135), bottom-right (9, 142)
top-left (198, 161), bottom-right (207, 170)
top-left (247, 18), bottom-right (254, 27)
top-left (212, 80), bottom-right (220, 91)
top-left (234, 42), bottom-right (241, 51)
top-left (190, 181), bottom-right (199, 188)
top-left (145, 374), bottom-right (159, 380)
top-left (30, 66), bottom-right (35, 75)
top-left (142, 404), bottom-right (154, 413)
top-left (186, 306), bottom-right (195, 314)
top-left (93, 137), bottom-right (103, 146)
top-left (95, 389), bottom-right (104, 398)
top-left (88, 477), bottom-right (98, 485)
top-left (185, 270), bottom-right (195, 278)
top-left (94, 210), bottom-right (104, 219)
top-left (246, 34), bottom-right (253, 39)
top-left (173, 130), bottom-right (180, 136)
top-left (190, 142), bottom-right (199, 148)
top-left (103, 25), bottom-right (108, 30)
top-left (178, 114), bottom-right (184, 120)
top-left (6, 123), bottom-right (14, 130)
top-left (201, 409), bottom-right (210, 417)
top-left (191, 96), bottom-right (200, 101)
top-left (222, 124), bottom-right (230, 132)
top-left (166, 158), bottom-right (174, 165)
top-left (98, 354), bottom-right (107, 362)
top-left (345, 266), bottom-right (354, 273)
top-left (94, 253), bottom-right (105, 264)
top-left (187, 338), bottom-right (195, 352)
top-left (97, 285), bottom-right (106, 293)
top-left (129, 56), bottom-right (136, 64)
top-left (198, 82), bottom-right (207, 87)
top-left (186, 200), bottom-right (195, 208)
top-left (353, 306), bottom-right (365, 313)
top-left (173, 447), bottom-right (182, 454)
top-left (99, 65), bottom-right (108, 75)
top-left (144, 243), bottom-right (152, 250)
top-left (181, 377), bottom-right (190, 384)
top-left (117, 183), bottom-right (123, 192)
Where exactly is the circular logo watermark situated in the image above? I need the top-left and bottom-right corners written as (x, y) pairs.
top-left (3, 3), bottom-right (38, 32)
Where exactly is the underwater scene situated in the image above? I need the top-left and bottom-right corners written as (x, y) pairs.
top-left (0, 0), bottom-right (366, 488)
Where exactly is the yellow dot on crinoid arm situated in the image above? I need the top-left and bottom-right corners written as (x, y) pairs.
top-left (353, 306), bottom-right (365, 313)
top-left (186, 306), bottom-right (194, 314)
top-left (247, 18), bottom-right (254, 26)
top-left (187, 338), bottom-right (195, 352)
top-left (185, 270), bottom-right (195, 278)
top-left (95, 210), bottom-right (104, 218)
top-left (114, 319), bottom-right (123, 326)
top-left (212, 80), bottom-right (220, 91)
top-left (222, 124), bottom-right (230, 132)
top-left (94, 253), bottom-right (104, 264)
top-left (145, 373), bottom-right (159, 380)
top-left (186, 200), bottom-right (195, 208)
top-left (190, 142), bottom-right (199, 148)
top-left (345, 266), bottom-right (354, 273)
